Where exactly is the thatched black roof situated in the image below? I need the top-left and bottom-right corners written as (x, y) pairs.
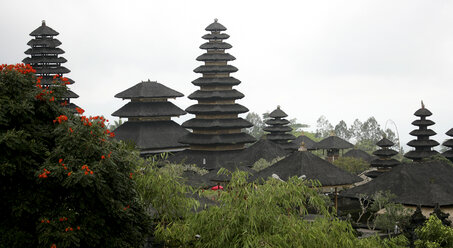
top-left (341, 161), bottom-right (453, 207)
top-left (193, 65), bottom-right (238, 74)
top-left (376, 138), bottom-right (394, 148)
top-left (168, 149), bottom-right (244, 170)
top-left (27, 38), bottom-right (61, 47)
top-left (344, 149), bottom-right (375, 163)
top-left (316, 136), bottom-right (354, 150)
top-left (23, 57), bottom-right (67, 64)
top-left (266, 133), bottom-right (296, 141)
top-left (263, 125), bottom-right (292, 132)
top-left (252, 151), bottom-right (362, 186)
top-left (266, 118), bottom-right (290, 125)
top-left (188, 90), bottom-right (244, 100)
top-left (290, 135), bottom-right (317, 150)
top-left (179, 133), bottom-right (256, 146)
top-left (185, 104), bottom-right (249, 114)
top-left (443, 128), bottom-right (453, 161)
top-left (38, 76), bottom-right (74, 85)
top-left (199, 42), bottom-right (232, 50)
top-left (115, 80), bottom-right (184, 99)
top-left (182, 118), bottom-right (252, 130)
top-left (24, 47), bottom-right (65, 55)
top-left (196, 53), bottom-right (235, 61)
top-left (192, 77), bottom-right (241, 86)
top-left (181, 171), bottom-right (213, 188)
top-left (113, 121), bottom-right (189, 151)
top-left (205, 19), bottom-right (227, 32)
top-left (30, 21), bottom-right (59, 36)
top-left (237, 139), bottom-right (288, 166)
top-left (269, 107), bottom-right (287, 118)
top-left (373, 149), bottom-right (398, 157)
top-left (61, 90), bottom-right (79, 99)
top-left (112, 102), bottom-right (186, 117)
top-left (33, 66), bottom-right (71, 75)
top-left (202, 33), bottom-right (230, 40)
top-left (405, 104), bottom-right (439, 161)
top-left (412, 119), bottom-right (435, 127)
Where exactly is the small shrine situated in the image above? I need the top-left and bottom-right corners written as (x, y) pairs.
top-left (263, 106), bottom-right (296, 150)
top-left (316, 135), bottom-right (354, 162)
top-left (366, 137), bottom-right (400, 178)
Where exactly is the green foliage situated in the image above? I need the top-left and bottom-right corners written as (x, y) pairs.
top-left (333, 156), bottom-right (370, 175)
top-left (422, 154), bottom-right (453, 167)
top-left (0, 66), bottom-right (150, 247)
top-left (415, 215), bottom-right (453, 248)
top-left (245, 112), bottom-right (265, 139)
top-left (251, 157), bottom-right (283, 172)
top-left (154, 170), bottom-right (407, 247)
top-left (374, 203), bottom-right (411, 233)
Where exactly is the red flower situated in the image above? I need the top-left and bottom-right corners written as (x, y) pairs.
top-left (59, 158), bottom-right (63, 164)
top-left (101, 155), bottom-right (105, 159)
top-left (51, 244), bottom-right (57, 248)
top-left (75, 107), bottom-right (85, 115)
top-left (77, 226), bottom-right (80, 230)
top-left (67, 172), bottom-right (72, 176)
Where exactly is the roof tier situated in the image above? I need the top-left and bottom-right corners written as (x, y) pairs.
top-left (444, 128), bottom-right (453, 161)
top-left (188, 89), bottom-right (244, 100)
top-left (186, 104), bottom-right (248, 114)
top-left (182, 118), bottom-right (252, 130)
top-left (199, 42), bottom-right (232, 50)
top-left (33, 66), bottom-right (71, 75)
top-left (196, 53), bottom-right (235, 62)
top-left (266, 118), bottom-right (290, 125)
top-left (205, 19), bottom-right (227, 31)
top-left (268, 107), bottom-right (288, 118)
top-left (24, 47), bottom-right (65, 55)
top-left (194, 65), bottom-right (238, 74)
top-left (40, 76), bottom-right (75, 85)
top-left (192, 77), bottom-right (241, 86)
top-left (27, 38), bottom-right (62, 47)
top-left (115, 80), bottom-right (184, 99)
top-left (263, 125), bottom-right (293, 132)
top-left (412, 119), bottom-right (435, 127)
top-left (30, 21), bottom-right (59, 36)
top-left (112, 102), bottom-right (186, 118)
top-left (267, 133), bottom-right (296, 141)
top-left (202, 33), bottom-right (230, 40)
top-left (344, 149), bottom-right (376, 163)
top-left (114, 121), bottom-right (189, 152)
top-left (252, 151), bottom-right (362, 186)
top-left (316, 135), bottom-right (354, 150)
top-left (23, 57), bottom-right (68, 64)
top-left (371, 137), bottom-right (400, 169)
top-left (179, 133), bottom-right (255, 146)
top-left (376, 137), bottom-right (395, 148)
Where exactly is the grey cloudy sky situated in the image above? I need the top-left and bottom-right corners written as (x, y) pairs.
top-left (1, 0), bottom-right (452, 150)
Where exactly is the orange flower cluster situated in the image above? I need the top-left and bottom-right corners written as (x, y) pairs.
top-left (0, 63), bottom-right (36, 74)
top-left (38, 168), bottom-right (50, 178)
top-left (51, 243), bottom-right (57, 248)
top-left (123, 205), bottom-right (130, 211)
top-left (59, 217), bottom-right (68, 222)
top-left (129, 172), bottom-right (133, 179)
top-left (60, 100), bottom-right (68, 106)
top-left (101, 155), bottom-right (105, 160)
top-left (69, 127), bottom-right (73, 133)
top-left (35, 85), bottom-right (54, 101)
top-left (75, 107), bottom-right (84, 115)
top-left (53, 115), bottom-right (68, 124)
top-left (65, 226), bottom-right (74, 232)
top-left (40, 219), bottom-right (51, 223)
top-left (58, 158), bottom-right (68, 170)
top-left (81, 165), bottom-right (93, 175)
top-left (80, 116), bottom-right (93, 127)
top-left (104, 129), bottom-right (115, 138)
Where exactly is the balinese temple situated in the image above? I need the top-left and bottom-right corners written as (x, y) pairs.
top-left (316, 135), bottom-right (354, 162)
top-left (112, 80), bottom-right (189, 155)
top-left (404, 102), bottom-right (439, 161)
top-left (178, 19), bottom-right (255, 153)
top-left (237, 139), bottom-right (288, 166)
top-left (23, 20), bottom-right (79, 110)
top-left (343, 148), bottom-right (375, 163)
top-left (290, 134), bottom-right (317, 151)
top-left (365, 137), bottom-right (400, 178)
top-left (263, 106), bottom-right (296, 150)
top-left (442, 128), bottom-right (453, 162)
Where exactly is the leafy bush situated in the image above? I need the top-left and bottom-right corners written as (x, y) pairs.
top-left (251, 156), bottom-right (283, 172)
top-left (415, 215), bottom-right (453, 248)
top-left (0, 64), bottom-right (150, 247)
top-left (333, 156), bottom-right (370, 175)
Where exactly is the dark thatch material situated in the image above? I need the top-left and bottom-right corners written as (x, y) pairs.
top-left (196, 53), bottom-right (235, 61)
top-left (27, 38), bottom-right (62, 47)
top-left (61, 90), bottom-right (79, 99)
top-left (412, 119), bottom-right (435, 126)
top-left (199, 42), bottom-right (232, 50)
top-left (182, 118), bottom-right (252, 129)
top-left (252, 151), bottom-right (362, 186)
top-left (113, 121), bottom-right (189, 151)
top-left (447, 128), bottom-right (453, 137)
top-left (373, 149), bottom-right (398, 157)
top-left (414, 107), bottom-right (432, 117)
top-left (341, 161), bottom-right (453, 207)
top-left (263, 126), bottom-right (292, 132)
top-left (407, 140), bottom-right (440, 147)
top-left (168, 149), bottom-right (244, 170)
top-left (30, 21), bottom-right (59, 36)
top-left (112, 102), bottom-right (186, 118)
top-left (265, 119), bottom-right (290, 125)
top-left (188, 89), bottom-right (244, 100)
top-left (205, 19), bottom-right (227, 32)
top-left (290, 135), bottom-right (317, 150)
top-left (376, 138), bottom-right (394, 148)
top-left (344, 149), bottom-right (376, 163)
top-left (193, 65), bottom-right (238, 74)
top-left (267, 133), bottom-right (296, 141)
top-left (39, 76), bottom-right (75, 85)
top-left (443, 128), bottom-right (453, 161)
top-left (33, 67), bottom-right (71, 74)
top-left (24, 47), bottom-right (65, 55)
top-left (192, 77), bottom-right (241, 86)
top-left (370, 159), bottom-right (400, 168)
top-left (115, 80), bottom-right (184, 99)
top-left (23, 57), bottom-right (67, 64)
top-left (237, 139), bottom-right (288, 166)
top-left (316, 136), bottom-right (353, 150)
top-left (185, 104), bottom-right (248, 114)
top-left (268, 107), bottom-right (287, 118)
top-left (202, 33), bottom-right (230, 40)
top-left (410, 129), bottom-right (437, 136)
top-left (179, 133), bottom-right (256, 146)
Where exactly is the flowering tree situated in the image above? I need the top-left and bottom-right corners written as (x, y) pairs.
top-left (0, 64), bottom-right (150, 247)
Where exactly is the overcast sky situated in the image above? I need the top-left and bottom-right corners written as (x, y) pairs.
top-left (1, 0), bottom-right (452, 151)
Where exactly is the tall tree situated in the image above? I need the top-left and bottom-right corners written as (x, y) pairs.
top-left (335, 120), bottom-right (352, 141)
top-left (245, 112), bottom-right (264, 139)
top-left (315, 115), bottom-right (334, 138)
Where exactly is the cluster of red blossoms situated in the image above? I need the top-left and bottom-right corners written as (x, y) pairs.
top-left (0, 63), bottom-right (36, 74)
top-left (81, 165), bottom-right (93, 175)
top-left (40, 218), bottom-right (51, 224)
top-left (53, 115), bottom-right (68, 124)
top-left (38, 168), bottom-right (51, 178)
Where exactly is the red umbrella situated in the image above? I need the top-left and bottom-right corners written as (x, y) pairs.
top-left (211, 185), bottom-right (223, 191)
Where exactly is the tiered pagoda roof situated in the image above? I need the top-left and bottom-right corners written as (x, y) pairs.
top-left (264, 106), bottom-right (296, 150)
top-left (112, 80), bottom-right (189, 155)
top-left (290, 134), bottom-right (317, 151)
top-left (344, 149), bottom-right (375, 163)
top-left (404, 102), bottom-right (439, 161)
top-left (23, 20), bottom-right (79, 110)
top-left (442, 128), bottom-right (453, 162)
top-left (366, 138), bottom-right (400, 178)
top-left (179, 19), bottom-right (255, 151)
